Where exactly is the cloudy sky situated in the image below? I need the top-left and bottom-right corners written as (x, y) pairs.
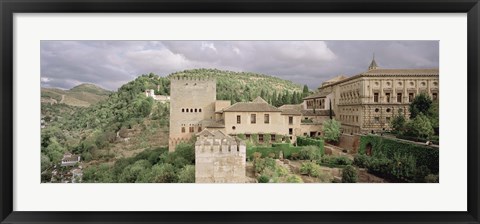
top-left (41, 40), bottom-right (439, 90)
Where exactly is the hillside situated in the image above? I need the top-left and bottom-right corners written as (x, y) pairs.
top-left (40, 69), bottom-right (311, 182)
top-left (41, 83), bottom-right (111, 107)
top-left (168, 69), bottom-right (309, 106)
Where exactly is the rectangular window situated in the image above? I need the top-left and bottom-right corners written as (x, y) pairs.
top-left (198, 126), bottom-right (202, 132)
top-left (264, 114), bottom-right (270, 124)
top-left (251, 114), bottom-right (256, 124)
top-left (374, 93), bottom-right (379, 102)
top-left (181, 127), bottom-right (185, 133)
top-left (432, 93), bottom-right (438, 101)
top-left (189, 127), bottom-right (194, 133)
top-left (237, 115), bottom-right (241, 124)
top-left (409, 93), bottom-right (415, 102)
top-left (271, 134), bottom-right (276, 141)
top-left (289, 128), bottom-right (293, 135)
top-left (245, 134), bottom-right (251, 139)
top-left (385, 93), bottom-right (390, 103)
top-left (397, 93), bottom-right (402, 103)
top-left (374, 117), bottom-right (380, 123)
top-left (289, 116), bottom-right (293, 125)
top-left (259, 134), bottom-right (264, 142)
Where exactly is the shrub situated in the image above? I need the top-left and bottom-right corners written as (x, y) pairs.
top-left (353, 154), bottom-right (370, 168)
top-left (151, 163), bottom-right (178, 183)
top-left (424, 174), bottom-right (439, 183)
top-left (285, 175), bottom-right (303, 183)
top-left (174, 142), bottom-right (195, 164)
top-left (296, 136), bottom-right (325, 156)
top-left (299, 146), bottom-right (321, 160)
top-left (342, 165), bottom-right (358, 183)
top-left (300, 162), bottom-right (322, 177)
top-left (404, 113), bottom-right (434, 139)
top-left (258, 175), bottom-right (270, 183)
top-left (178, 165), bottom-right (195, 183)
top-left (320, 155), bottom-right (352, 167)
top-left (359, 135), bottom-right (439, 175)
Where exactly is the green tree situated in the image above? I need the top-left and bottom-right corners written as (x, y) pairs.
top-left (404, 113), bottom-right (434, 139)
top-left (390, 114), bottom-right (407, 133)
top-left (151, 163), bottom-right (178, 183)
top-left (302, 85), bottom-right (310, 98)
top-left (342, 165), bottom-right (358, 183)
top-left (178, 165), bottom-right (195, 183)
top-left (323, 119), bottom-right (341, 143)
top-left (409, 93), bottom-right (432, 119)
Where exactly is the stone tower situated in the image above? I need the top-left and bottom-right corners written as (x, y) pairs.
top-left (168, 76), bottom-right (216, 151)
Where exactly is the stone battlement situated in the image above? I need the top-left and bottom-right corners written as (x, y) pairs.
top-left (170, 76), bottom-right (215, 82)
top-left (195, 141), bottom-right (246, 154)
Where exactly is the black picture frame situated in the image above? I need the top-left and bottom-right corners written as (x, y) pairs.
top-left (1, 0), bottom-right (479, 223)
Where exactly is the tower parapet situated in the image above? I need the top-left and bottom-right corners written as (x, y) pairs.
top-left (195, 129), bottom-right (246, 183)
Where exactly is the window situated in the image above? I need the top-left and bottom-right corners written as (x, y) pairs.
top-left (251, 114), bottom-right (256, 124)
top-left (271, 134), bottom-right (276, 141)
top-left (409, 93), bottom-right (415, 102)
top-left (289, 128), bottom-right (293, 135)
top-left (432, 93), bottom-right (438, 101)
top-left (232, 126), bottom-right (236, 130)
top-left (397, 93), bottom-right (402, 103)
top-left (199, 108), bottom-right (202, 112)
top-left (245, 134), bottom-right (251, 139)
top-left (189, 127), bottom-right (194, 133)
top-left (374, 93), bottom-right (379, 102)
top-left (374, 117), bottom-right (380, 123)
top-left (190, 109), bottom-right (193, 112)
top-left (195, 109), bottom-right (197, 112)
top-left (264, 114), bottom-right (270, 124)
top-left (259, 134), bottom-right (264, 142)
top-left (181, 127), bottom-right (185, 133)
top-left (182, 108), bottom-right (185, 112)
top-left (186, 109), bottom-right (189, 113)
top-left (237, 115), bottom-right (241, 124)
top-left (289, 116), bottom-right (293, 125)
top-left (198, 127), bottom-right (202, 132)
top-left (385, 93), bottom-right (390, 103)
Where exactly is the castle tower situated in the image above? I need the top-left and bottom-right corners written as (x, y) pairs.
top-left (168, 76), bottom-right (217, 151)
top-left (368, 53), bottom-right (379, 70)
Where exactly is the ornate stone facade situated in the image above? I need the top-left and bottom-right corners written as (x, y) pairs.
top-left (318, 58), bottom-right (439, 134)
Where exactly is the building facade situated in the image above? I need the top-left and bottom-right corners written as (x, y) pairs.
top-left (317, 57), bottom-right (439, 134)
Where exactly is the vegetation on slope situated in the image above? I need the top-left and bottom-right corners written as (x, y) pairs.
top-left (41, 83), bottom-right (111, 107)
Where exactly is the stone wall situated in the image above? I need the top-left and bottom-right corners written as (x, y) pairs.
top-left (338, 134), bottom-right (361, 153)
top-left (195, 140), bottom-right (246, 183)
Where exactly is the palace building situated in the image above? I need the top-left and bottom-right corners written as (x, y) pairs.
top-left (314, 56), bottom-right (439, 134)
top-left (168, 56), bottom-right (439, 151)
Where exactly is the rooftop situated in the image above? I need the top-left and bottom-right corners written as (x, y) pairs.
top-left (222, 96), bottom-right (282, 112)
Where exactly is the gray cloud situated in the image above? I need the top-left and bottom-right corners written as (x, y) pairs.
top-left (41, 40), bottom-right (438, 90)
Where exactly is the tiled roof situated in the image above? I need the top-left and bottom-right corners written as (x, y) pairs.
top-left (278, 105), bottom-right (303, 115)
top-left (223, 97), bottom-right (281, 112)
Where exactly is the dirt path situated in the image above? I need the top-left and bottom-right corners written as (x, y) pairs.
top-left (60, 94), bottom-right (65, 103)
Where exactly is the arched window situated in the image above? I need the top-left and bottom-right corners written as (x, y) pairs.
top-left (190, 109), bottom-right (193, 112)
top-left (195, 109), bottom-right (197, 112)
top-left (199, 108), bottom-right (202, 112)
top-left (182, 108), bottom-right (184, 112)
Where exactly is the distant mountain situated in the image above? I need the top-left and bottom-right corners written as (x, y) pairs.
top-left (41, 83), bottom-right (111, 107)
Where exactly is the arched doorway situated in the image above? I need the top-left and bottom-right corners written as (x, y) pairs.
top-left (365, 143), bottom-right (373, 156)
